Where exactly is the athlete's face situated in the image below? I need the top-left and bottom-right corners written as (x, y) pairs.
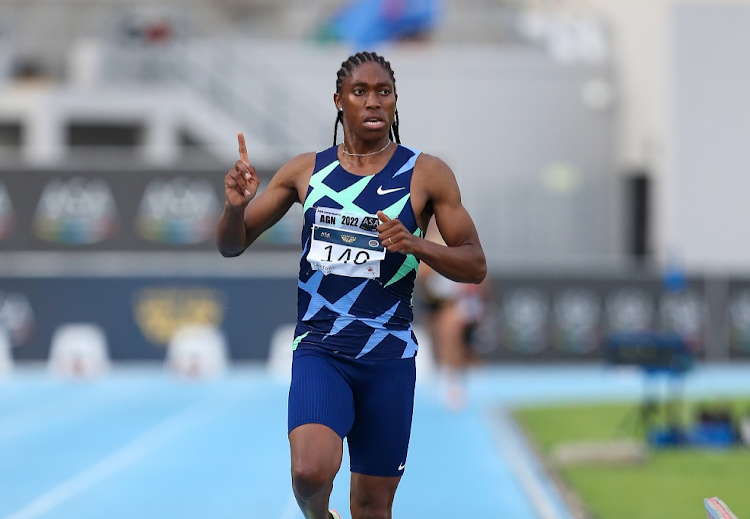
top-left (335, 62), bottom-right (397, 140)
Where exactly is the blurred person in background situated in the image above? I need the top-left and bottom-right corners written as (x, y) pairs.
top-left (317, 0), bottom-right (441, 48)
top-left (418, 224), bottom-right (489, 411)
top-left (216, 51), bottom-right (485, 519)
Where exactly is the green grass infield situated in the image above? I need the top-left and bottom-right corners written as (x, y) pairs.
top-left (512, 399), bottom-right (750, 519)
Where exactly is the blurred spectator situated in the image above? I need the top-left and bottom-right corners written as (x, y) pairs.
top-left (117, 12), bottom-right (177, 46)
top-left (418, 225), bottom-right (489, 411)
top-left (11, 57), bottom-right (49, 82)
top-left (318, 0), bottom-right (442, 48)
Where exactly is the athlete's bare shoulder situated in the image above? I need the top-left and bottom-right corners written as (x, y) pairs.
top-left (275, 152), bottom-right (317, 182)
top-left (413, 152), bottom-right (460, 199)
top-left (268, 151), bottom-right (317, 202)
top-left (414, 151), bottom-right (447, 168)
top-left (414, 152), bottom-right (455, 183)
top-left (407, 152), bottom-right (460, 229)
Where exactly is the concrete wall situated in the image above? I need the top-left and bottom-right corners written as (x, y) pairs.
top-left (670, 2), bottom-right (750, 272)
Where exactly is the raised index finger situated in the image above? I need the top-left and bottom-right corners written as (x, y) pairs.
top-left (237, 132), bottom-right (249, 164)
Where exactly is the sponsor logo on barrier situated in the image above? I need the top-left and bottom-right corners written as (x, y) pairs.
top-left (605, 288), bottom-right (654, 332)
top-left (0, 183), bottom-right (14, 240)
top-left (729, 290), bottom-right (750, 352)
top-left (0, 291), bottom-right (35, 346)
top-left (133, 287), bottom-right (225, 346)
top-left (552, 288), bottom-right (601, 353)
top-left (136, 178), bottom-right (220, 244)
top-left (33, 177), bottom-right (118, 244)
top-left (501, 288), bottom-right (549, 354)
top-left (659, 289), bottom-right (704, 340)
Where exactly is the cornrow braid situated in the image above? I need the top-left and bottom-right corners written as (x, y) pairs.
top-left (391, 108), bottom-right (400, 144)
top-left (333, 110), bottom-right (343, 148)
top-left (333, 51), bottom-right (400, 146)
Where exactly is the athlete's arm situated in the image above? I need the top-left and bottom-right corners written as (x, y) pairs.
top-left (216, 132), bottom-right (313, 257)
top-left (376, 154), bottom-right (486, 284)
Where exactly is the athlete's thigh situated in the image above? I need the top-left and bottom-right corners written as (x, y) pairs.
top-left (347, 356), bottom-right (416, 477)
top-left (288, 348), bottom-right (355, 438)
top-left (288, 348), bottom-right (355, 475)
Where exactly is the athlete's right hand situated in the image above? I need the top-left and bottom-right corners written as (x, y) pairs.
top-left (224, 132), bottom-right (260, 208)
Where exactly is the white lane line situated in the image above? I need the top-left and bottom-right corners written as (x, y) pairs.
top-left (486, 408), bottom-right (572, 519)
top-left (1, 395), bottom-right (235, 519)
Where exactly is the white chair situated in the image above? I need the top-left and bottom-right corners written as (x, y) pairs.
top-left (267, 324), bottom-right (297, 382)
top-left (0, 328), bottom-right (13, 376)
top-left (167, 325), bottom-right (228, 378)
top-left (48, 323), bottom-right (110, 378)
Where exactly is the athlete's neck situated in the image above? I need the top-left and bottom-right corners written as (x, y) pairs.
top-left (341, 140), bottom-right (391, 158)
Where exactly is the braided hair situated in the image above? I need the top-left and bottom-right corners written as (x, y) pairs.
top-left (333, 51), bottom-right (401, 146)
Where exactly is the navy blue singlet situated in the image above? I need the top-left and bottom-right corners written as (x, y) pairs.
top-left (294, 144), bottom-right (423, 360)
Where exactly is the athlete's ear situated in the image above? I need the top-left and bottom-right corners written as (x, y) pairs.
top-left (333, 92), bottom-right (341, 111)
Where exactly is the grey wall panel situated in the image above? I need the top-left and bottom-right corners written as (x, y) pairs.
top-left (672, 3), bottom-right (750, 270)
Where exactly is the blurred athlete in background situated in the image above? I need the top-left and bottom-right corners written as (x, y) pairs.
top-left (418, 224), bottom-right (489, 411)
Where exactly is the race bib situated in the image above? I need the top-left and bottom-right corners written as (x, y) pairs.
top-left (313, 207), bottom-right (380, 233)
top-left (307, 208), bottom-right (385, 278)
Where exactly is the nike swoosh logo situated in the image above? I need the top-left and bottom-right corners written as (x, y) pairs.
top-left (377, 186), bottom-right (406, 196)
top-left (398, 463), bottom-right (406, 471)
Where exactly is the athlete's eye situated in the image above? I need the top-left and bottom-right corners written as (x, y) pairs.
top-left (380, 89), bottom-right (391, 95)
top-left (353, 88), bottom-right (365, 95)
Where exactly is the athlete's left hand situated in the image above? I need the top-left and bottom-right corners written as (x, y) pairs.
top-left (377, 211), bottom-right (419, 255)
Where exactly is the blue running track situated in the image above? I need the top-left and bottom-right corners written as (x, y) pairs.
top-left (2, 363), bottom-right (750, 519)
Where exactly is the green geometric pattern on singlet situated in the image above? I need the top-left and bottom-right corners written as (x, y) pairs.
top-left (303, 160), bottom-right (411, 221)
top-left (296, 144), bottom-right (423, 359)
top-left (384, 229), bottom-right (423, 287)
top-left (303, 159), bottom-right (417, 287)
top-left (292, 331), bottom-right (309, 351)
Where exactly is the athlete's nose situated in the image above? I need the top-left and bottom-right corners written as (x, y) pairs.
top-left (365, 90), bottom-right (381, 109)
